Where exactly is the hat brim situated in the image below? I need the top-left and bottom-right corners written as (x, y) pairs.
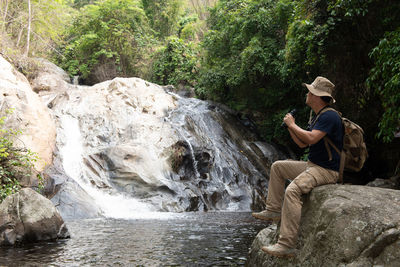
top-left (303, 83), bottom-right (336, 103)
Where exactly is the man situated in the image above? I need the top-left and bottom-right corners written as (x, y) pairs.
top-left (252, 76), bottom-right (343, 257)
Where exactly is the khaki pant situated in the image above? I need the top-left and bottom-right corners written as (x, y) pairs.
top-left (266, 160), bottom-right (338, 248)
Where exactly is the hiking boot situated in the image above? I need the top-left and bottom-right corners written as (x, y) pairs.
top-left (251, 210), bottom-right (281, 222)
top-left (261, 243), bottom-right (296, 258)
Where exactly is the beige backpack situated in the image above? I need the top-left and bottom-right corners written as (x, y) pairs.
top-left (312, 108), bottom-right (368, 183)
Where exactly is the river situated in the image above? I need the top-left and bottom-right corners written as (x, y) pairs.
top-left (0, 212), bottom-right (266, 266)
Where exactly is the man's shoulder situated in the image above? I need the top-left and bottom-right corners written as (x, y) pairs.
top-left (320, 109), bottom-right (341, 121)
top-left (314, 109), bottom-right (342, 131)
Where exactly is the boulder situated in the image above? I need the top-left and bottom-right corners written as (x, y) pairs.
top-left (0, 55), bottom-right (56, 172)
top-left (367, 177), bottom-right (399, 190)
top-left (29, 58), bottom-right (71, 93)
top-left (247, 185), bottom-right (400, 266)
top-left (50, 179), bottom-right (103, 220)
top-left (0, 188), bottom-right (70, 246)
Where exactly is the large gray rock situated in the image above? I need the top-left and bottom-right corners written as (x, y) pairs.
top-left (30, 58), bottom-right (71, 93)
top-left (44, 77), bottom-right (285, 214)
top-left (50, 179), bottom-right (102, 220)
top-left (367, 176), bottom-right (400, 190)
top-left (247, 185), bottom-right (400, 266)
top-left (0, 188), bottom-right (70, 246)
top-left (0, 55), bottom-right (56, 172)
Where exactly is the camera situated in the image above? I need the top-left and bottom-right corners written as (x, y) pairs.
top-left (281, 109), bottom-right (297, 128)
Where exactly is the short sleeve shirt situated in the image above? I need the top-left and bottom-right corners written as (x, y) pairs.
top-left (308, 110), bottom-right (343, 171)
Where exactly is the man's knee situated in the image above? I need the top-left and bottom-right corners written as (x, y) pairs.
top-left (271, 160), bottom-right (286, 174)
top-left (285, 182), bottom-right (302, 200)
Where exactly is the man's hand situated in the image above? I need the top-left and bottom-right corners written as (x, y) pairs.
top-left (284, 112), bottom-right (327, 147)
top-left (283, 113), bottom-right (295, 128)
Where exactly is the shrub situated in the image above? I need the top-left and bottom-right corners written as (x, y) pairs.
top-left (151, 36), bottom-right (198, 87)
top-left (0, 110), bottom-right (42, 202)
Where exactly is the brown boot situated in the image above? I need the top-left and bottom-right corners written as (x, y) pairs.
top-left (251, 210), bottom-right (281, 222)
top-left (261, 243), bottom-right (296, 258)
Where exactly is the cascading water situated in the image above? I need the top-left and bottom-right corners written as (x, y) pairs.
top-left (57, 114), bottom-right (176, 220)
top-left (46, 77), bottom-right (286, 220)
top-left (164, 92), bottom-right (202, 178)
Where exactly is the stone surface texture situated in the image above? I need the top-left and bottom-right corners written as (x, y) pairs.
top-left (247, 184), bottom-right (400, 267)
top-left (0, 188), bottom-right (70, 246)
top-left (0, 56), bottom-right (56, 172)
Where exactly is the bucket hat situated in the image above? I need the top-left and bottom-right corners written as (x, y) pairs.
top-left (303, 76), bottom-right (335, 103)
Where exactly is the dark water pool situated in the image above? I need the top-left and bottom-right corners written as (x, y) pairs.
top-left (0, 212), bottom-right (267, 266)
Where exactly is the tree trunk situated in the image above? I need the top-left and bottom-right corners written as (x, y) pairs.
top-left (16, 26), bottom-right (24, 47)
top-left (1, 0), bottom-right (9, 31)
top-left (2, 0), bottom-right (9, 21)
top-left (24, 0), bottom-right (31, 57)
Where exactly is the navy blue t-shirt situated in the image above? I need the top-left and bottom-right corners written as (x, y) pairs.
top-left (308, 110), bottom-right (343, 171)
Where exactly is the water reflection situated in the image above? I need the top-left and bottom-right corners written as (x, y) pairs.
top-left (0, 212), bottom-right (266, 266)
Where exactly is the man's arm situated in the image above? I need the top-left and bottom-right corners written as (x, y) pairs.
top-left (288, 128), bottom-right (308, 148)
top-left (284, 114), bottom-right (327, 146)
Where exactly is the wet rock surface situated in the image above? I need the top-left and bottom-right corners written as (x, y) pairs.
top-left (42, 75), bottom-right (287, 216)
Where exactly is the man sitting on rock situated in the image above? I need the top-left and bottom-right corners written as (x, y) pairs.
top-left (252, 76), bottom-right (343, 257)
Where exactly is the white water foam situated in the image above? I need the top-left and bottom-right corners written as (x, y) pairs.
top-left (59, 115), bottom-right (176, 220)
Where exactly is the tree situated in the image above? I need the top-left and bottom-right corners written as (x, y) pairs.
top-left (151, 36), bottom-right (198, 87)
top-left (58, 0), bottom-right (153, 84)
top-left (72, 0), bottom-right (94, 9)
top-left (189, 0), bottom-right (217, 19)
top-left (24, 0), bottom-right (31, 57)
top-left (142, 0), bottom-right (184, 39)
top-left (197, 0), bottom-right (296, 141)
top-left (0, 0), bottom-right (73, 58)
top-left (367, 28), bottom-right (400, 143)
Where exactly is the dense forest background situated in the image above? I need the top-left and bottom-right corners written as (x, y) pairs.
top-left (0, 0), bottom-right (399, 181)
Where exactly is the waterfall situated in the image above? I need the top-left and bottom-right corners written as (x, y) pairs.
top-left (165, 92), bottom-right (201, 179)
top-left (72, 76), bottom-right (79, 85)
top-left (47, 77), bottom-right (285, 219)
top-left (58, 115), bottom-right (176, 220)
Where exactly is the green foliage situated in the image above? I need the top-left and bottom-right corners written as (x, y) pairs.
top-left (198, 0), bottom-right (400, 154)
top-left (178, 14), bottom-right (201, 41)
top-left (367, 28), bottom-right (400, 143)
top-left (151, 36), bottom-right (198, 87)
top-left (57, 0), bottom-right (153, 82)
top-left (0, 0), bottom-right (74, 57)
top-left (142, 0), bottom-right (184, 39)
top-left (0, 110), bottom-right (41, 203)
top-left (197, 0), bottom-right (303, 141)
top-left (71, 0), bottom-right (95, 9)
top-left (199, 0), bottom-right (295, 104)
top-left (0, 177), bottom-right (20, 203)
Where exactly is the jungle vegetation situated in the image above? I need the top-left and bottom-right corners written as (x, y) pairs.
top-left (0, 0), bottom-right (399, 181)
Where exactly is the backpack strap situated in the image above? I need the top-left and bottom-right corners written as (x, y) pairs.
top-left (324, 137), bottom-right (345, 183)
top-left (311, 107), bottom-right (345, 184)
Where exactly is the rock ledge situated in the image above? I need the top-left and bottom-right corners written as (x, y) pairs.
top-left (247, 185), bottom-right (400, 266)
